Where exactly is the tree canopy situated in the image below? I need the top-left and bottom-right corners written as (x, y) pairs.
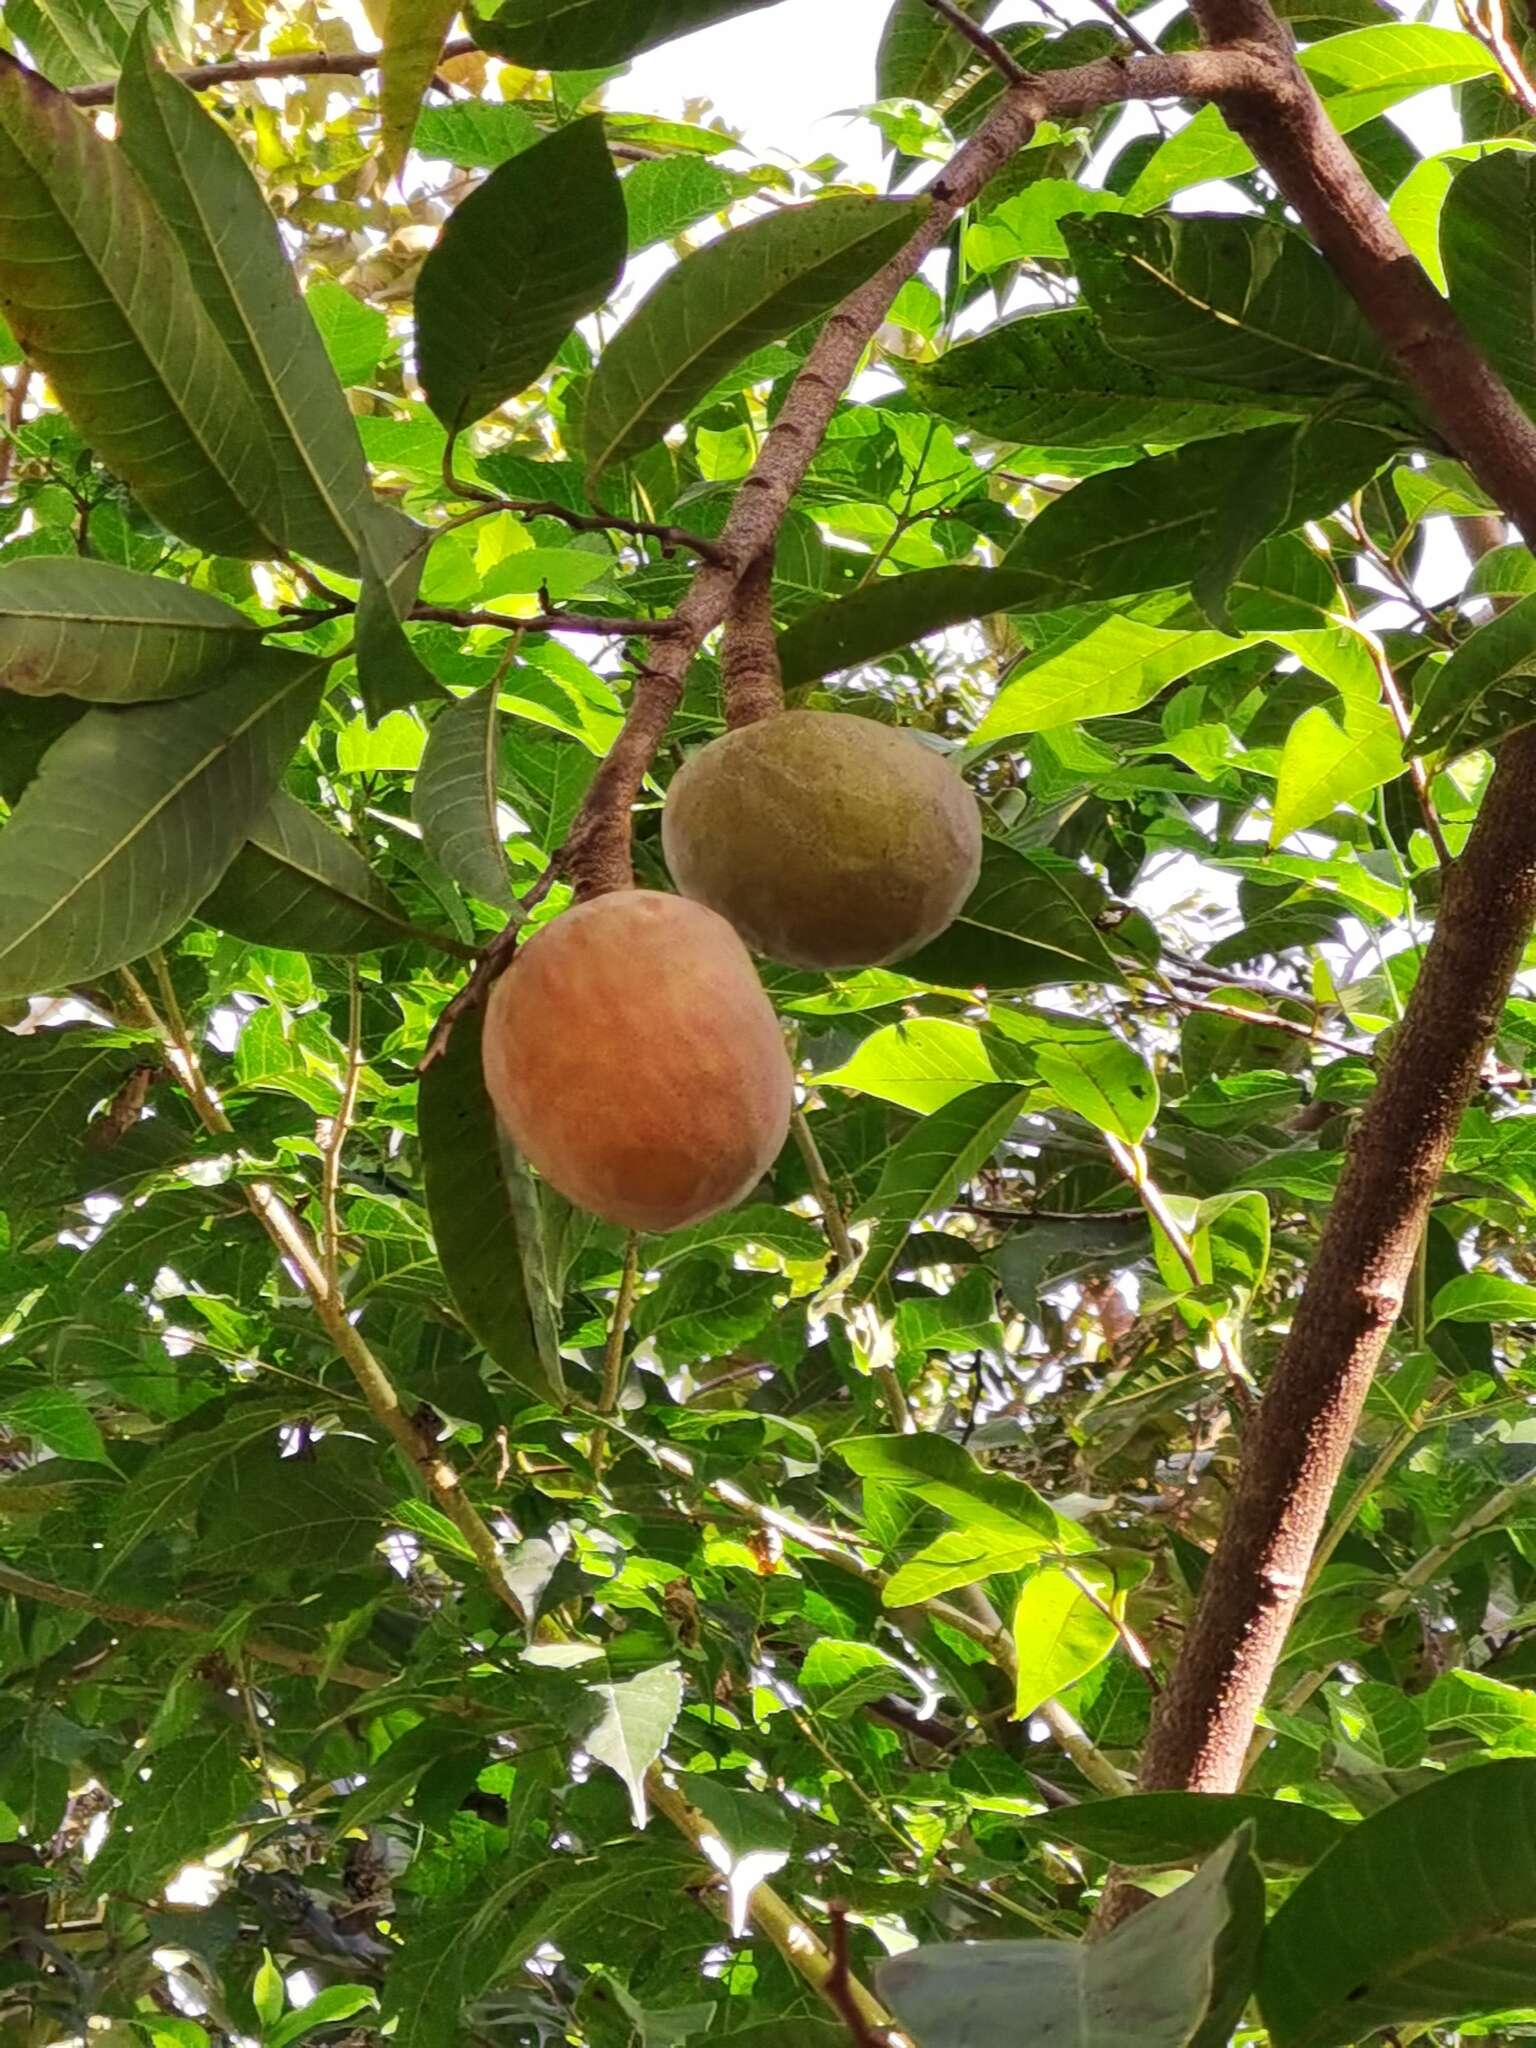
top-left (6, 0), bottom-right (1536, 2043)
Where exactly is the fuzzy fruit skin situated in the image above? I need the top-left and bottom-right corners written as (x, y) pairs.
top-left (482, 891), bottom-right (793, 1232)
top-left (662, 709), bottom-right (982, 970)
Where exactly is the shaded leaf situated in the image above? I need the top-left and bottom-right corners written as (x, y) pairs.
top-left (0, 52), bottom-right (278, 555)
top-left (1026, 1792), bottom-right (1349, 1870)
top-left (416, 117), bottom-right (627, 434)
top-left (901, 843), bottom-right (1123, 993)
top-left (474, 0), bottom-right (780, 68)
top-left (0, 649), bottom-right (326, 999)
top-left (584, 194), bottom-right (928, 480)
top-left (0, 558), bottom-right (259, 702)
top-left (200, 791), bottom-right (420, 956)
top-left (378, 0), bottom-right (459, 182)
top-left (414, 684), bottom-right (513, 909)
top-left (778, 566), bottom-right (1045, 688)
top-left (91, 1724), bottom-right (251, 1892)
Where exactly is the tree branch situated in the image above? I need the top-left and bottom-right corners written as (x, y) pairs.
top-left (66, 36), bottom-right (479, 105)
top-left (721, 548), bottom-right (784, 727)
top-left (1137, 0), bottom-right (1536, 1800)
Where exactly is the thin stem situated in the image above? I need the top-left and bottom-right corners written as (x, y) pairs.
top-left (411, 604), bottom-right (680, 639)
top-left (0, 365), bottom-right (31, 496)
top-left (322, 964), bottom-right (365, 1297)
top-left (957, 1586), bottom-right (1133, 1797)
top-left (591, 1234), bottom-right (641, 1483)
top-left (1103, 1133), bottom-right (1258, 1414)
top-left (1359, 626), bottom-right (1453, 868)
top-left (1078, 0), bottom-right (1162, 55)
top-left (66, 35), bottom-right (480, 104)
top-left (793, 1109), bottom-right (858, 1271)
top-left (921, 0), bottom-right (1031, 80)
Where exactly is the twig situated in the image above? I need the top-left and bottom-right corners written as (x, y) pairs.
top-left (1077, 0), bottom-right (1162, 56)
top-left (591, 1233), bottom-right (640, 1483)
top-left (1461, 0), bottom-right (1536, 119)
top-left (67, 36), bottom-right (480, 104)
top-left (442, 463), bottom-right (731, 566)
top-left (1103, 1133), bottom-right (1258, 1415)
top-left (1062, 1567), bottom-right (1160, 1692)
top-left (920, 0), bottom-right (1030, 82)
top-left (1358, 626), bottom-right (1454, 868)
top-left (411, 604), bottom-right (680, 639)
top-left (418, 861), bottom-right (561, 1072)
top-left (322, 964), bottom-right (365, 1296)
top-left (827, 1903), bottom-right (892, 2048)
top-left (0, 366), bottom-right (31, 496)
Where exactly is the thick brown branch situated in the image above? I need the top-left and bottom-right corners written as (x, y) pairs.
top-left (1136, 0), bottom-right (1536, 1800)
top-left (721, 549), bottom-right (784, 728)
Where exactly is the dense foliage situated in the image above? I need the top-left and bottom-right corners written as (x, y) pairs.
top-left (6, 0), bottom-right (1536, 2042)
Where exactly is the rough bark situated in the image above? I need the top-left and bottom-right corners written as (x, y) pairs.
top-left (1140, 0), bottom-right (1536, 1792)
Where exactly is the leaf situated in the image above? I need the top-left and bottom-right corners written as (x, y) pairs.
top-left (1152, 1189), bottom-right (1272, 1303)
top-left (581, 1663), bottom-right (684, 1828)
top-left (199, 791), bottom-right (418, 955)
top-left (584, 194), bottom-right (928, 481)
top-left (1011, 1563), bottom-right (1121, 1719)
top-left (416, 117), bottom-right (627, 435)
top-left (378, 0), bottom-right (459, 182)
top-left (419, 1002), bottom-right (566, 1405)
top-left (267, 1987), bottom-right (378, 2048)
top-left (0, 648), bottom-right (326, 999)
top-left (881, 1828), bottom-right (1263, 2048)
top-left (973, 615), bottom-right (1240, 743)
top-left (777, 567), bottom-right (1046, 688)
top-left (3, 0), bottom-right (172, 90)
top-left (1065, 212), bottom-right (1401, 403)
top-left (413, 685), bottom-right (513, 909)
top-left (473, 0), bottom-right (780, 68)
top-left (91, 1724), bottom-right (251, 1893)
top-left (967, 183), bottom-right (1130, 270)
top-left (903, 307), bottom-right (1302, 449)
top-left (817, 1018), bottom-right (1010, 1113)
top-left (853, 1084), bottom-right (1033, 1300)
top-left (884, 1526), bottom-right (1054, 1605)
top-left (1271, 700), bottom-right (1402, 845)
top-left (624, 157), bottom-right (747, 252)
top-left (0, 558), bottom-right (260, 702)
top-left (842, 1432), bottom-right (1092, 1551)
top-left (1431, 1270), bottom-right (1536, 1325)
top-left (104, 1398), bottom-right (299, 1570)
top-left (115, 26), bottom-right (373, 574)
top-left (0, 1025), bottom-right (155, 1217)
top-left (900, 843), bottom-right (1123, 992)
top-left (1390, 140), bottom-right (1534, 292)
top-left (1027, 1793), bottom-right (1348, 1870)
top-left (0, 52), bottom-right (278, 556)
top-left (877, 0), bottom-right (991, 102)
top-left (1125, 25), bottom-right (1496, 207)
top-left (1008, 423), bottom-right (1397, 606)
top-left (798, 1639), bottom-right (922, 1719)
top-left (413, 98), bottom-right (540, 170)
top-left (1032, 1026), bottom-right (1158, 1144)
top-left (1408, 589), bottom-right (1536, 756)
top-left (1258, 1762), bottom-right (1536, 2047)
top-left (253, 1952), bottom-right (283, 2031)
top-left (195, 1438), bottom-right (388, 1576)
top-left (306, 278), bottom-right (390, 389)
top-left (0, 1386), bottom-right (108, 1465)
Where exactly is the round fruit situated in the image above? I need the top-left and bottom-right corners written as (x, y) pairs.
top-left (662, 709), bottom-right (982, 970)
top-left (482, 891), bottom-right (793, 1232)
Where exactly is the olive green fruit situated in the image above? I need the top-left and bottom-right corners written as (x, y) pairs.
top-left (481, 890), bottom-right (793, 1233)
top-left (662, 709), bottom-right (982, 970)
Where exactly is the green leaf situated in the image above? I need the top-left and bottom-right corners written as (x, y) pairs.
top-left (413, 685), bottom-right (513, 909)
top-left (1152, 1189), bottom-right (1271, 1304)
top-left (104, 1399), bottom-right (300, 1570)
top-left (967, 183), bottom-right (1130, 270)
top-left (817, 1017), bottom-right (1011, 1113)
top-left (0, 558), bottom-right (260, 702)
top-left (199, 791), bottom-right (419, 955)
top-left (195, 1438), bottom-right (388, 1576)
top-left (778, 567), bottom-right (1045, 688)
top-left (413, 98), bottom-right (540, 170)
top-left (853, 1084), bottom-right (1033, 1300)
top-left (115, 26), bottom-right (374, 574)
top-left (3, 0), bottom-right (172, 90)
top-left (1431, 1270), bottom-right (1536, 1325)
top-left (1389, 140), bottom-right (1534, 292)
top-left (1271, 699), bottom-right (1402, 845)
top-left (267, 1987), bottom-right (378, 2048)
top-left (305, 278), bottom-right (390, 389)
top-left (624, 157), bottom-right (746, 252)
top-left (378, 0), bottom-right (459, 181)
top-left (881, 1828), bottom-right (1263, 2048)
top-left (973, 615), bottom-right (1240, 743)
top-left (903, 307), bottom-right (1302, 449)
top-left (1026, 1792), bottom-right (1348, 1870)
top-left (1032, 1025), bottom-right (1158, 1144)
top-left (1258, 1762), bottom-right (1536, 2047)
top-left (416, 116), bottom-right (627, 434)
top-left (798, 1638), bottom-right (922, 1718)
top-left (0, 1386), bottom-right (108, 1465)
top-left (1065, 212), bottom-right (1400, 402)
top-left (1125, 26), bottom-right (1496, 207)
top-left (842, 1432), bottom-right (1092, 1550)
top-left (1008, 423), bottom-right (1397, 606)
top-left (0, 648), bottom-right (325, 999)
top-left (884, 1526), bottom-right (1054, 1605)
top-left (877, 0), bottom-right (991, 101)
top-left (900, 843), bottom-right (1123, 992)
top-left (252, 1951), bottom-right (284, 2032)
top-left (0, 53), bottom-right (278, 556)
top-left (419, 1001), bottom-right (566, 1404)
top-left (1011, 1563), bottom-right (1121, 1719)
top-left (91, 1724), bottom-right (251, 1893)
top-left (473, 0), bottom-right (780, 67)
top-left (580, 1663), bottom-right (684, 1826)
top-left (0, 1025), bottom-right (155, 1217)
top-left (1409, 589), bottom-right (1536, 757)
top-left (584, 194), bottom-right (928, 480)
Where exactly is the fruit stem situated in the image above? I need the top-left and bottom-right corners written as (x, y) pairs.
top-left (721, 549), bottom-right (785, 729)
